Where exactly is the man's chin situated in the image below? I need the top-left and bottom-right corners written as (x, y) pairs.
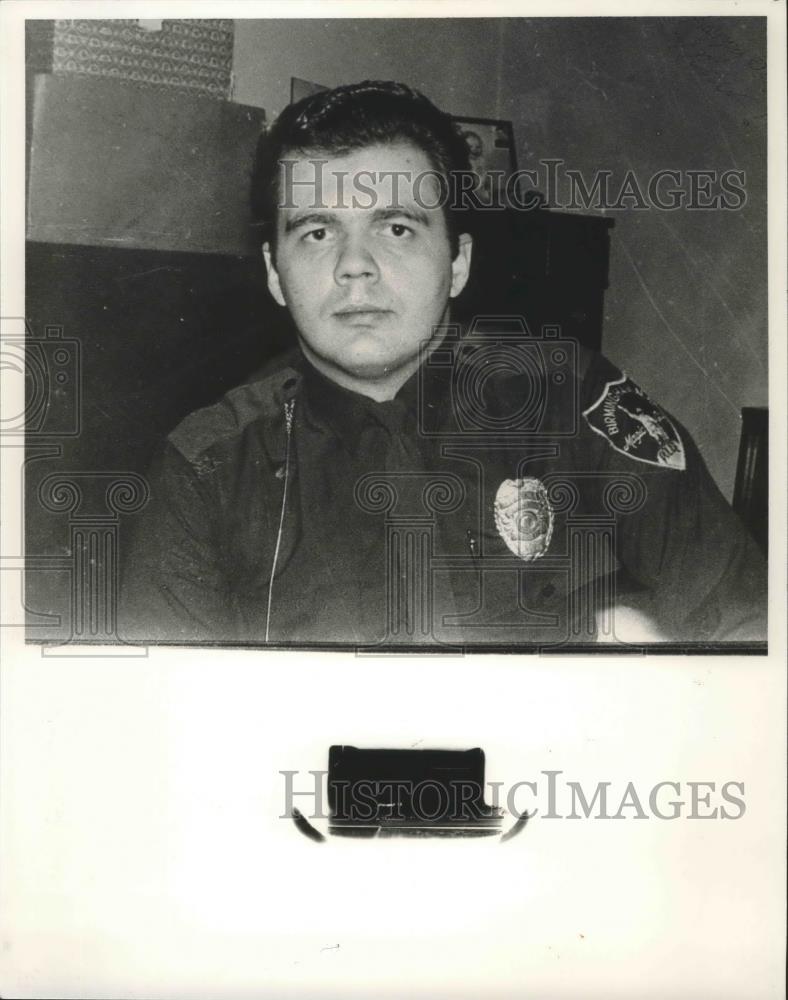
top-left (298, 326), bottom-right (447, 391)
top-left (317, 341), bottom-right (422, 382)
top-left (337, 354), bottom-right (410, 381)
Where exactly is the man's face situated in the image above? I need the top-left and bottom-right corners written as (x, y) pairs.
top-left (263, 142), bottom-right (472, 392)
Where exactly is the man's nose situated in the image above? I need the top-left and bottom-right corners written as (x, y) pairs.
top-left (334, 234), bottom-right (380, 284)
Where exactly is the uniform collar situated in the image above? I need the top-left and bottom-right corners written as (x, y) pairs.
top-left (296, 350), bottom-right (452, 452)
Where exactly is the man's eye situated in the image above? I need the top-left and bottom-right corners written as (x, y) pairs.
top-left (385, 222), bottom-right (414, 238)
top-left (303, 227), bottom-right (329, 242)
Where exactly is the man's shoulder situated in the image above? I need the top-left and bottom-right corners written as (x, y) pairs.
top-left (168, 354), bottom-right (302, 465)
top-left (493, 343), bottom-right (689, 472)
top-left (572, 344), bottom-right (625, 402)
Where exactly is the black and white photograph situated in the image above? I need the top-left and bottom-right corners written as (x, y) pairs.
top-left (17, 13), bottom-right (773, 650)
top-left (1, 2), bottom-right (785, 998)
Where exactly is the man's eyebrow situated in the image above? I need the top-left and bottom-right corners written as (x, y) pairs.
top-left (283, 212), bottom-right (336, 234)
top-left (372, 207), bottom-right (431, 226)
top-left (283, 206), bottom-right (433, 234)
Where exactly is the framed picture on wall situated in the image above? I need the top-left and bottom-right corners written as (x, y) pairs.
top-left (453, 116), bottom-right (517, 196)
top-left (290, 76), bottom-right (328, 103)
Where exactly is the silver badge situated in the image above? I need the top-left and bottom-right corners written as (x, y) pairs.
top-left (494, 478), bottom-right (554, 561)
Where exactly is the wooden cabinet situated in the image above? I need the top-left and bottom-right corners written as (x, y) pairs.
top-left (456, 207), bottom-right (614, 353)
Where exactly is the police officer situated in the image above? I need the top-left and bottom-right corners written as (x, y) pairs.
top-left (120, 81), bottom-right (767, 647)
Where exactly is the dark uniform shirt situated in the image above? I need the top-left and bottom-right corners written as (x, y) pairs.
top-left (120, 337), bottom-right (767, 647)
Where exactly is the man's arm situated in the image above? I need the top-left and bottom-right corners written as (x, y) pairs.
top-left (119, 443), bottom-right (236, 643)
top-left (577, 355), bottom-right (767, 642)
top-left (612, 428), bottom-right (767, 641)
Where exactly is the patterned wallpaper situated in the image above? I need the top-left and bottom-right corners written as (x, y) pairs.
top-left (52, 19), bottom-right (234, 100)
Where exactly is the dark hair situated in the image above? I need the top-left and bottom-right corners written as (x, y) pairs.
top-left (251, 80), bottom-right (472, 258)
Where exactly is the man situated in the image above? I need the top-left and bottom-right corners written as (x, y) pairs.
top-left (121, 80), bottom-right (767, 647)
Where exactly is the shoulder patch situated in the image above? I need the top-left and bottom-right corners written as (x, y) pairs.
top-left (582, 374), bottom-right (686, 471)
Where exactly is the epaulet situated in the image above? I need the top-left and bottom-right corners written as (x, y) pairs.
top-left (581, 358), bottom-right (686, 471)
top-left (168, 366), bottom-right (302, 465)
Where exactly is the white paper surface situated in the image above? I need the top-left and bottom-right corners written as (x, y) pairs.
top-left (1, 2), bottom-right (785, 997)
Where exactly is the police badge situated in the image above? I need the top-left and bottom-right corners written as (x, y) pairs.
top-left (494, 478), bottom-right (554, 561)
top-left (582, 374), bottom-right (686, 470)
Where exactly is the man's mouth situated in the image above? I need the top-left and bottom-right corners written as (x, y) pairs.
top-left (333, 305), bottom-right (393, 324)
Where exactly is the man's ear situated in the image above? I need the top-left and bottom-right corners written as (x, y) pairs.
top-left (262, 242), bottom-right (286, 307)
top-left (449, 233), bottom-right (473, 299)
